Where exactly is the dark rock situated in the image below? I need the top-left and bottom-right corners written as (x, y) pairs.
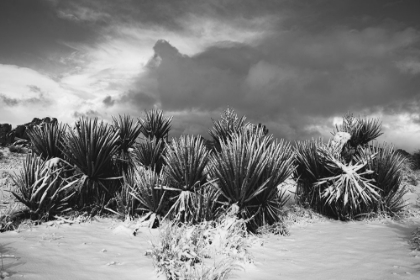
top-left (0, 123), bottom-right (12, 145)
top-left (7, 117), bottom-right (58, 143)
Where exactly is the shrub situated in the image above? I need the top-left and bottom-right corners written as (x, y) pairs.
top-left (26, 122), bottom-right (67, 160)
top-left (163, 135), bottom-right (212, 223)
top-left (61, 118), bottom-right (120, 209)
top-left (9, 154), bottom-right (77, 220)
top-left (149, 216), bottom-right (249, 280)
top-left (209, 131), bottom-right (294, 231)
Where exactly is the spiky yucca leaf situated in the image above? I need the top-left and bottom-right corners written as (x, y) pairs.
top-left (128, 168), bottom-right (168, 227)
top-left (139, 109), bottom-right (172, 141)
top-left (62, 118), bottom-right (120, 207)
top-left (10, 154), bottom-right (77, 220)
top-left (27, 122), bottom-right (66, 160)
top-left (133, 138), bottom-right (166, 173)
top-left (163, 135), bottom-right (211, 223)
top-left (210, 133), bottom-right (294, 229)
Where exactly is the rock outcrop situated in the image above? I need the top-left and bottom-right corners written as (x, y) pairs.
top-left (0, 123), bottom-right (12, 145)
top-left (7, 117), bottom-right (58, 142)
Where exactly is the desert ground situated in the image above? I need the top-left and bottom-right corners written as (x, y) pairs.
top-left (1, 147), bottom-right (420, 280)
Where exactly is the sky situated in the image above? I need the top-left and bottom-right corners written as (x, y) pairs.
top-left (0, 0), bottom-right (419, 152)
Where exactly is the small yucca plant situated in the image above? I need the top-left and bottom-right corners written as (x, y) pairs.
top-left (61, 118), bottom-right (121, 209)
top-left (10, 154), bottom-right (77, 220)
top-left (112, 114), bottom-right (142, 173)
top-left (128, 168), bottom-right (168, 227)
top-left (133, 138), bottom-right (166, 173)
top-left (139, 109), bottom-right (172, 141)
top-left (163, 135), bottom-right (213, 223)
top-left (209, 132), bottom-right (294, 230)
top-left (364, 144), bottom-right (408, 214)
top-left (27, 122), bottom-right (67, 160)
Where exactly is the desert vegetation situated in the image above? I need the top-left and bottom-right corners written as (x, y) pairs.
top-left (1, 108), bottom-right (419, 279)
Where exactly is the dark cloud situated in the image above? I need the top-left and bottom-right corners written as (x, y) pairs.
top-left (103, 96), bottom-right (115, 107)
top-left (0, 0), bottom-right (99, 72)
top-left (121, 21), bottom-right (420, 142)
top-left (73, 109), bottom-right (101, 119)
top-left (0, 89), bottom-right (51, 107)
top-left (0, 94), bottom-right (19, 106)
top-left (2, 0), bottom-right (420, 151)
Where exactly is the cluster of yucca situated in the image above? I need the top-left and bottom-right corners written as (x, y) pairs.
top-left (295, 114), bottom-right (407, 220)
top-left (8, 108), bottom-right (295, 233)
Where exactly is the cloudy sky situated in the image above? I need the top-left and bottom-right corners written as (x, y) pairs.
top-left (1, 0), bottom-right (419, 152)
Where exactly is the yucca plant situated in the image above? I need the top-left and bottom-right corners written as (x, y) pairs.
top-left (294, 139), bottom-right (333, 212)
top-left (209, 108), bottom-right (246, 151)
top-left (139, 109), bottom-right (172, 141)
top-left (312, 145), bottom-right (381, 219)
top-left (364, 144), bottom-right (408, 214)
top-left (162, 135), bottom-right (213, 223)
top-left (133, 138), bottom-right (166, 173)
top-left (10, 154), bottom-right (77, 220)
top-left (26, 122), bottom-right (67, 160)
top-left (295, 114), bottom-right (407, 219)
top-left (111, 115), bottom-right (143, 216)
top-left (61, 118), bottom-right (121, 209)
top-left (333, 114), bottom-right (383, 161)
top-left (128, 168), bottom-right (168, 227)
top-left (112, 114), bottom-right (142, 174)
top-left (209, 132), bottom-right (294, 230)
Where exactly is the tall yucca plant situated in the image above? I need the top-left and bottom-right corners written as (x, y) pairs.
top-left (62, 118), bottom-right (120, 208)
top-left (139, 109), bottom-right (172, 141)
top-left (209, 133), bottom-right (294, 230)
top-left (10, 154), bottom-right (77, 220)
top-left (163, 135), bottom-right (212, 223)
top-left (27, 122), bottom-right (66, 160)
top-left (209, 108), bottom-right (246, 150)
